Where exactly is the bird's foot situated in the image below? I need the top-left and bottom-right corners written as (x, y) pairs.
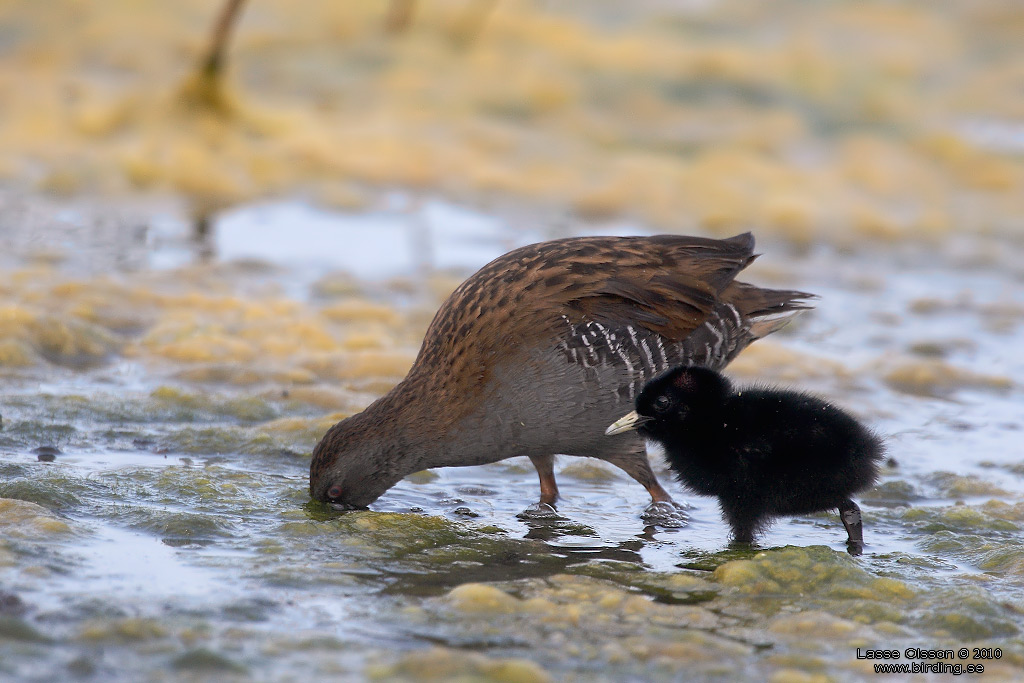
top-left (839, 499), bottom-right (864, 556)
top-left (517, 502), bottom-right (565, 520)
top-left (641, 500), bottom-right (689, 528)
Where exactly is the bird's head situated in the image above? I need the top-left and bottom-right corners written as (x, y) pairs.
top-left (309, 411), bottom-right (407, 510)
top-left (605, 366), bottom-right (732, 440)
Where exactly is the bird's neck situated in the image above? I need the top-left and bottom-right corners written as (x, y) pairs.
top-left (369, 377), bottom-right (510, 475)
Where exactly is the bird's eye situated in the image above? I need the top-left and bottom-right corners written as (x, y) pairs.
top-left (327, 485), bottom-right (343, 500)
top-left (653, 395), bottom-right (672, 413)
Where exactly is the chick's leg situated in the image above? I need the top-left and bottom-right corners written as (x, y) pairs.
top-left (839, 498), bottom-right (864, 556)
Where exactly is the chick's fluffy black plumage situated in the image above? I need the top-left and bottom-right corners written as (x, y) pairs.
top-left (621, 366), bottom-right (884, 552)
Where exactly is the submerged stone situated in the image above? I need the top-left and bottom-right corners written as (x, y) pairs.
top-left (0, 338), bottom-right (38, 367)
top-left (859, 480), bottom-right (921, 505)
top-left (125, 509), bottom-right (235, 542)
top-left (0, 591), bottom-right (27, 617)
top-left (713, 546), bottom-right (915, 602)
top-left (901, 506), bottom-right (1020, 534)
top-left (559, 461), bottom-right (621, 481)
top-left (446, 583), bottom-right (521, 614)
top-left (27, 315), bottom-right (121, 368)
top-left (0, 498), bottom-right (73, 536)
top-left (979, 500), bottom-right (1024, 523)
top-left (368, 646), bottom-right (551, 683)
top-left (925, 472), bottom-right (1011, 499)
top-left (171, 648), bottom-right (247, 673)
top-left (0, 616), bottom-right (50, 643)
top-left (406, 469), bottom-right (440, 484)
top-left (78, 617), bottom-right (168, 643)
top-left (882, 359), bottom-right (1012, 397)
top-left (767, 610), bottom-right (865, 639)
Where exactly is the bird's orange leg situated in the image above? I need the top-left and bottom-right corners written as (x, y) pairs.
top-left (528, 453), bottom-right (559, 506)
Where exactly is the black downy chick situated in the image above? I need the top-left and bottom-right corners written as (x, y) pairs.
top-left (606, 366), bottom-right (884, 554)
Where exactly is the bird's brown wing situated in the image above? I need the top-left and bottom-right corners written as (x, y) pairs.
top-left (542, 232), bottom-right (813, 344)
top-left (542, 234), bottom-right (812, 399)
top-left (407, 233), bottom-right (810, 419)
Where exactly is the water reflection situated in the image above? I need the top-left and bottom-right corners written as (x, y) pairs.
top-left (1, 193), bottom-right (544, 283)
top-left (212, 197), bottom-right (543, 282)
top-left (377, 529), bottom-right (649, 599)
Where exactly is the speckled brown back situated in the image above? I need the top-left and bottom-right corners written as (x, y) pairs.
top-left (400, 233), bottom-right (801, 423)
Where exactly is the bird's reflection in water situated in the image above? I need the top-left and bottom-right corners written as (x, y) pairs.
top-left (191, 212), bottom-right (216, 263)
top-left (377, 517), bottom-right (654, 598)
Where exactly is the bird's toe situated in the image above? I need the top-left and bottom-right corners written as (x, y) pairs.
top-left (641, 500), bottom-right (689, 528)
top-left (517, 501), bottom-right (565, 520)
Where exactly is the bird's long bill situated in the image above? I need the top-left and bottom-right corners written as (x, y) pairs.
top-left (605, 410), bottom-right (649, 436)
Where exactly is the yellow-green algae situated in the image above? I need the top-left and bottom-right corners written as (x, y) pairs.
top-left (881, 358), bottom-right (1013, 397)
top-left (392, 546), bottom-right (1024, 679)
top-left (899, 506), bottom-right (1020, 534)
top-left (0, 617), bottom-right (50, 644)
top-left (170, 648), bottom-right (247, 674)
top-left (368, 647), bottom-right (551, 683)
top-left (0, 475), bottom-right (86, 512)
top-left (77, 618), bottom-right (168, 644)
top-left (2, 1), bottom-right (1023, 244)
top-left (276, 511), bottom-right (529, 577)
top-left (558, 461), bottom-right (622, 482)
top-left (0, 499), bottom-right (73, 538)
top-left (713, 547), bottom-right (915, 602)
top-left (926, 472), bottom-right (1014, 499)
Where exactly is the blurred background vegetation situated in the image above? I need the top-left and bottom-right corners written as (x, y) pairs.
top-left (1, 0), bottom-right (1022, 245)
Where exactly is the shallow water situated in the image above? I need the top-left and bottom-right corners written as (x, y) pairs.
top-left (1, 195), bottom-right (1023, 681)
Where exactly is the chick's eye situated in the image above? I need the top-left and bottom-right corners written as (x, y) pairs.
top-left (653, 395), bottom-right (672, 413)
top-left (327, 485), bottom-right (343, 500)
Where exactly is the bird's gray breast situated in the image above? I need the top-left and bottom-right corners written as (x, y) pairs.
top-left (466, 309), bottom-right (754, 458)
